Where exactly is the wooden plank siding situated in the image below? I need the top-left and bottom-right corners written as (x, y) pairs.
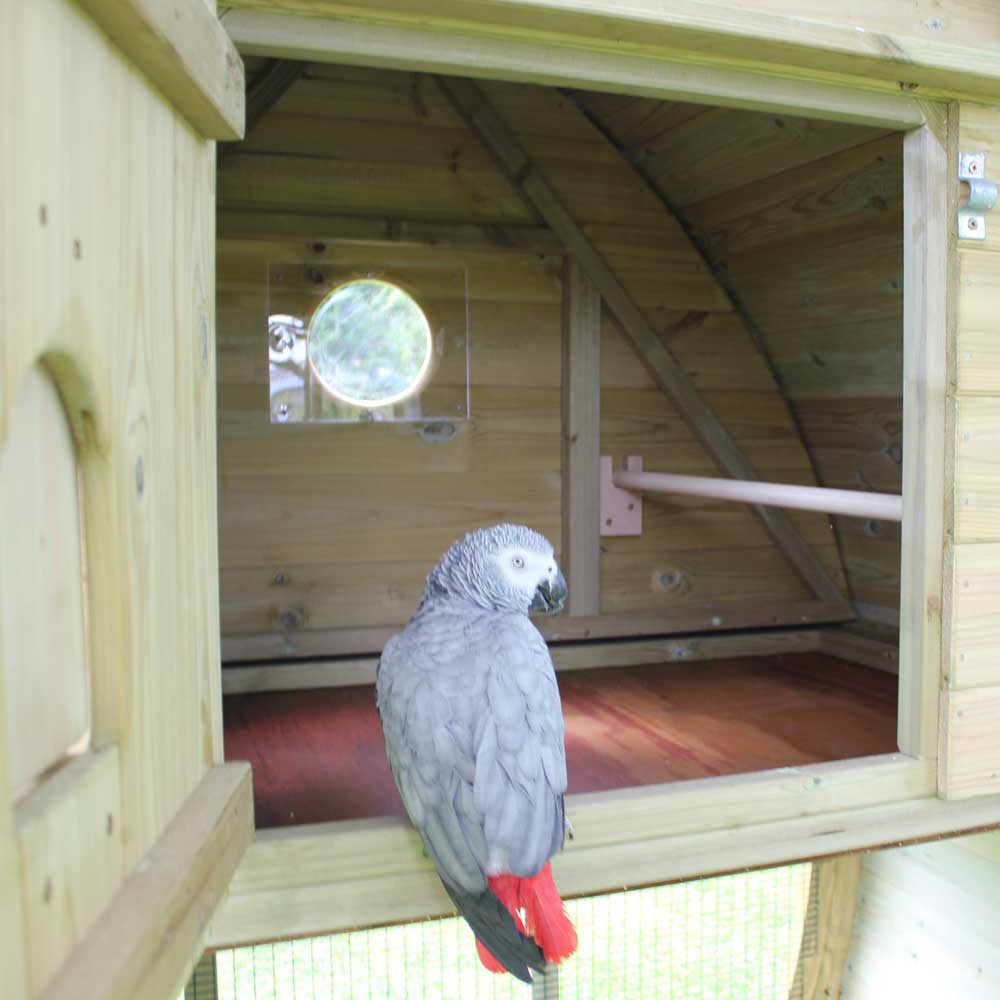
top-left (216, 65), bottom-right (851, 651)
top-left (574, 93), bottom-right (905, 621)
top-left (2, 1), bottom-right (251, 997)
top-left (939, 104), bottom-right (1000, 800)
top-left (843, 833), bottom-right (1000, 1000)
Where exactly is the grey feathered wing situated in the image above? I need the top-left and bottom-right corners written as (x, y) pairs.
top-left (376, 608), bottom-right (568, 982)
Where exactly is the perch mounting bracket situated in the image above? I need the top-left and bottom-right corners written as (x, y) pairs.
top-left (600, 455), bottom-right (643, 536)
top-left (958, 152), bottom-right (998, 240)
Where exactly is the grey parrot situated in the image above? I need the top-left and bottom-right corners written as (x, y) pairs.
top-left (375, 523), bottom-right (577, 982)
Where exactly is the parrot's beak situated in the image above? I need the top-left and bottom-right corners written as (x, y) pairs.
top-left (530, 568), bottom-right (568, 614)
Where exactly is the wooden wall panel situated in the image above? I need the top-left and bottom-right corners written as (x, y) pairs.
top-left (941, 103), bottom-right (1000, 800)
top-left (217, 66), bottom-right (845, 649)
top-left (949, 543), bottom-right (1000, 691)
top-left (844, 835), bottom-right (1000, 1000)
top-left (574, 94), bottom-right (904, 618)
top-left (2, 0), bottom-right (239, 993)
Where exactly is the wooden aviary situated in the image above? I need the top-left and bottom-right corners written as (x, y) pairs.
top-left (5, 2), bottom-right (1000, 999)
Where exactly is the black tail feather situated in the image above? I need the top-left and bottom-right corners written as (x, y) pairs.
top-left (442, 881), bottom-right (545, 984)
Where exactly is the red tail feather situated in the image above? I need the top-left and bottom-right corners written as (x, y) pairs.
top-left (476, 937), bottom-right (509, 973)
top-left (477, 862), bottom-right (577, 975)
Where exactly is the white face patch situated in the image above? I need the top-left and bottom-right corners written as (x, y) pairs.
top-left (494, 545), bottom-right (556, 597)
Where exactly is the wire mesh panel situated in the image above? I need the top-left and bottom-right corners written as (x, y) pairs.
top-left (207, 863), bottom-right (812, 1000)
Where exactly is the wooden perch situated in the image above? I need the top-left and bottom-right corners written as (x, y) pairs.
top-left (615, 469), bottom-right (903, 522)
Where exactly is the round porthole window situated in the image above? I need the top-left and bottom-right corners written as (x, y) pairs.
top-left (307, 278), bottom-right (433, 408)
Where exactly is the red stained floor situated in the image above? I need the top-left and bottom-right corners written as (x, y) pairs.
top-left (223, 653), bottom-right (898, 829)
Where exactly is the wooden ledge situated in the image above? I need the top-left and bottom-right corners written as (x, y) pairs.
top-left (41, 763), bottom-right (253, 1000)
top-left (207, 754), bottom-right (952, 947)
top-left (79, 0), bottom-right (245, 139)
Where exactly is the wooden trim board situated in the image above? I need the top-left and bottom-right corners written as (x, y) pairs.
top-left (220, 1), bottom-right (1000, 104)
top-left (39, 764), bottom-right (253, 1000)
top-left (221, 10), bottom-right (926, 127)
top-left (898, 122), bottom-right (949, 761)
top-left (79, 0), bottom-right (244, 139)
top-left (220, 599), bottom-right (853, 661)
top-left (819, 630), bottom-right (899, 676)
top-left (221, 628), bottom-right (823, 694)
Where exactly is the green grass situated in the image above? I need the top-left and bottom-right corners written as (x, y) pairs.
top-left (214, 864), bottom-right (810, 1000)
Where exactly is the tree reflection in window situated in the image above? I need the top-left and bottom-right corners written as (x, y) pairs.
top-left (307, 279), bottom-right (433, 408)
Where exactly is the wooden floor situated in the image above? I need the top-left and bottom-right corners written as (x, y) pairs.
top-left (223, 653), bottom-right (898, 829)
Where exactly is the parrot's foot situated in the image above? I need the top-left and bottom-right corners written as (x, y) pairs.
top-left (564, 816), bottom-right (574, 841)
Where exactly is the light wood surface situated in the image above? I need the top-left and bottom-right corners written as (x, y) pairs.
top-left (0, 367), bottom-right (89, 802)
top-left (220, 2), bottom-right (995, 109)
top-left (39, 765), bottom-right (253, 1000)
top-left (208, 752), bottom-right (954, 947)
top-left (2, 0), bottom-right (238, 995)
top-left (940, 103), bottom-right (1000, 800)
top-left (800, 855), bottom-right (862, 1000)
top-left (15, 749), bottom-right (122, 996)
top-left (78, 0), bottom-right (244, 139)
top-left (941, 686), bottom-right (1000, 799)
top-left (948, 543), bottom-right (1000, 691)
top-left (898, 123), bottom-right (949, 761)
top-left (844, 834), bottom-right (1000, 1000)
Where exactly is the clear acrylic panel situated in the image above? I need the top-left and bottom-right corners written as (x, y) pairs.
top-left (267, 254), bottom-right (471, 424)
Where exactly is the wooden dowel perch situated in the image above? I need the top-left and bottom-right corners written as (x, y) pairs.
top-left (614, 469), bottom-right (903, 522)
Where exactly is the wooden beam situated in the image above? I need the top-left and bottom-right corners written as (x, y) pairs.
top-left (218, 210), bottom-right (563, 253)
top-left (220, 629), bottom-right (822, 694)
top-left (221, 10), bottom-right (925, 126)
top-left (220, 598), bottom-right (854, 661)
top-left (797, 855), bottom-right (862, 1000)
top-left (819, 629), bottom-right (899, 676)
top-left (219, 60), bottom-right (303, 163)
top-left (208, 753), bottom-right (945, 947)
top-left (438, 75), bottom-right (846, 605)
top-left (561, 257), bottom-right (601, 616)
top-left (245, 59), bottom-right (304, 134)
top-left (220, 1), bottom-right (1000, 104)
top-left (39, 764), bottom-right (253, 1000)
top-left (78, 0), bottom-right (244, 139)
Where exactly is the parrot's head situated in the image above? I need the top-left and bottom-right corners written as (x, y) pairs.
top-left (425, 523), bottom-right (568, 615)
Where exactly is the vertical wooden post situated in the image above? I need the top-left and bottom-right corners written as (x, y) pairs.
top-left (561, 257), bottom-right (602, 617)
top-left (795, 855), bottom-right (862, 1000)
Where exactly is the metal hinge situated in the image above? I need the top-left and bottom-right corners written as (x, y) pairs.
top-left (958, 152), bottom-right (998, 240)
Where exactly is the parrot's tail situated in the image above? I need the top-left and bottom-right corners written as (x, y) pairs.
top-left (477, 861), bottom-right (578, 973)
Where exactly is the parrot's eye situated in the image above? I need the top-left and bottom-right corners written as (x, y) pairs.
top-left (512, 555), bottom-right (525, 569)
